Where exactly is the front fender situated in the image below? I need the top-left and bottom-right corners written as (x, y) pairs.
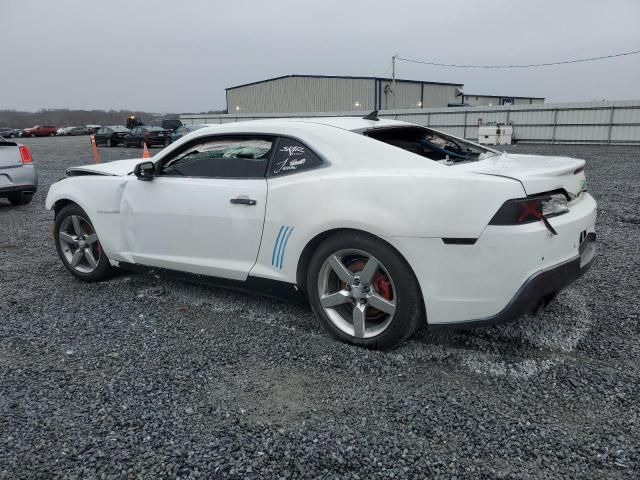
top-left (45, 176), bottom-right (131, 260)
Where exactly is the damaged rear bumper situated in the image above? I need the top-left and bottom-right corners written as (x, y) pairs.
top-left (432, 232), bottom-right (596, 330)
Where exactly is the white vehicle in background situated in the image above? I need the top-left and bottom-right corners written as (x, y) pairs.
top-left (56, 127), bottom-right (72, 136)
top-left (45, 114), bottom-right (596, 349)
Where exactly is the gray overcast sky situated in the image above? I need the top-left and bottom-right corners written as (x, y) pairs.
top-left (1, 0), bottom-right (639, 112)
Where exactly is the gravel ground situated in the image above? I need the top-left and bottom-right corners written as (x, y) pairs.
top-left (1, 136), bottom-right (639, 479)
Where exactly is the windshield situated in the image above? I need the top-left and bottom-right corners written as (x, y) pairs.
top-left (363, 126), bottom-right (500, 164)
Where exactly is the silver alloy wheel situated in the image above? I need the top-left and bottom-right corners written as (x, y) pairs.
top-left (106, 137), bottom-right (112, 147)
top-left (58, 214), bottom-right (101, 274)
top-left (318, 249), bottom-right (397, 339)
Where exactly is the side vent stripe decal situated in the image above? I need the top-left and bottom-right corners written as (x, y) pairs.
top-left (278, 227), bottom-right (294, 269)
top-left (275, 226), bottom-right (289, 269)
top-left (272, 225), bottom-right (286, 266)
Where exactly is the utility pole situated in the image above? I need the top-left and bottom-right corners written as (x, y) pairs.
top-left (392, 55), bottom-right (396, 89)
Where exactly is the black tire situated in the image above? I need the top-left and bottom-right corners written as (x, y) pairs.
top-left (139, 140), bottom-right (145, 148)
top-left (106, 137), bottom-right (113, 147)
top-left (30, 133), bottom-right (36, 138)
top-left (49, 133), bottom-right (55, 137)
top-left (306, 231), bottom-right (423, 350)
top-left (7, 192), bottom-right (33, 206)
top-left (122, 138), bottom-right (128, 147)
top-left (54, 203), bottom-right (116, 282)
top-left (164, 138), bottom-right (170, 147)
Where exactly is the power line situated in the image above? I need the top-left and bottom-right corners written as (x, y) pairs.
top-left (395, 49), bottom-right (640, 69)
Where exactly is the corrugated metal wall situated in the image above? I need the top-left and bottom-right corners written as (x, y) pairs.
top-left (462, 95), bottom-right (544, 106)
top-left (226, 77), bottom-right (460, 113)
top-left (181, 100), bottom-right (640, 145)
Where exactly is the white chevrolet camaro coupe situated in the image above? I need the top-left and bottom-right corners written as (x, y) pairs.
top-left (46, 114), bottom-right (597, 349)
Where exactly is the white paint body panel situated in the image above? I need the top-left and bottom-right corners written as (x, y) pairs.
top-left (46, 117), bottom-right (597, 325)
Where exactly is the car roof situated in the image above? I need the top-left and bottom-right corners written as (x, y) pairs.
top-left (192, 116), bottom-right (411, 136)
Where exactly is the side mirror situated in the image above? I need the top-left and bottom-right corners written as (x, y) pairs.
top-left (134, 161), bottom-right (155, 181)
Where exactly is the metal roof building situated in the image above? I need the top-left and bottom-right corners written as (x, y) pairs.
top-left (226, 75), bottom-right (464, 114)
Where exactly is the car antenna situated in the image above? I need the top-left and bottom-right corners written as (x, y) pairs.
top-left (362, 110), bottom-right (379, 121)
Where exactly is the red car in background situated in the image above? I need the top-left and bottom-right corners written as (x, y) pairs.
top-left (22, 126), bottom-right (57, 137)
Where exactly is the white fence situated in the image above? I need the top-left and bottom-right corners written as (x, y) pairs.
top-left (180, 100), bottom-right (640, 145)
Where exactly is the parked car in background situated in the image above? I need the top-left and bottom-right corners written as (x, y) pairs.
top-left (68, 126), bottom-right (92, 136)
top-left (22, 125), bottom-right (57, 137)
top-left (0, 128), bottom-right (20, 138)
top-left (149, 118), bottom-right (183, 132)
top-left (171, 124), bottom-right (208, 142)
top-left (0, 136), bottom-right (37, 205)
top-left (56, 127), bottom-right (72, 136)
top-left (122, 126), bottom-right (171, 148)
top-left (45, 116), bottom-right (596, 349)
top-left (94, 126), bottom-right (130, 147)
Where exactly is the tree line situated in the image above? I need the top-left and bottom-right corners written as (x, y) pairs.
top-left (0, 108), bottom-right (228, 129)
top-left (0, 109), bottom-right (167, 129)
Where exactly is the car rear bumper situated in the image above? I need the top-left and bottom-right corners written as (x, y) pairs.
top-left (146, 137), bottom-right (169, 145)
top-left (0, 165), bottom-right (38, 197)
top-left (389, 193), bottom-right (597, 326)
top-left (430, 232), bottom-right (596, 329)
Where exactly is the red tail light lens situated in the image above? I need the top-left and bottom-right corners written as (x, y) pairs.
top-left (516, 200), bottom-right (543, 223)
top-left (19, 145), bottom-right (33, 164)
top-left (490, 193), bottom-right (568, 226)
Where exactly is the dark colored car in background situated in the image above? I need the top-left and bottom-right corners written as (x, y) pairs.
top-left (94, 126), bottom-right (130, 147)
top-left (122, 126), bottom-right (171, 148)
top-left (170, 124), bottom-right (208, 142)
top-left (0, 128), bottom-right (20, 138)
top-left (22, 125), bottom-right (57, 137)
top-left (149, 118), bottom-right (183, 132)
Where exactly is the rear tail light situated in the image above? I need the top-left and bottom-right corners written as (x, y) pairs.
top-left (19, 145), bottom-right (33, 164)
top-left (490, 193), bottom-right (568, 225)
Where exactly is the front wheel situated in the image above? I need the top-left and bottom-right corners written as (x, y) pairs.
top-left (307, 231), bottom-right (423, 350)
top-left (106, 137), bottom-right (113, 147)
top-left (54, 204), bottom-right (115, 282)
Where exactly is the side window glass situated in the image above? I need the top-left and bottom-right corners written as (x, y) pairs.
top-left (268, 138), bottom-right (324, 177)
top-left (161, 137), bottom-right (273, 179)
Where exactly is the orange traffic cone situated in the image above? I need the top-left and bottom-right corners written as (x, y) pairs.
top-left (142, 141), bottom-right (151, 159)
top-left (90, 135), bottom-right (101, 164)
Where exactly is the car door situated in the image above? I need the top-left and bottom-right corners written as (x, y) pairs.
top-left (119, 135), bottom-right (273, 281)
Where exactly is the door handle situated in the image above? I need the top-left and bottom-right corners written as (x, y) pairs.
top-left (230, 197), bottom-right (257, 206)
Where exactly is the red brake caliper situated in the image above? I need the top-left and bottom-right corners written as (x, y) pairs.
top-left (373, 273), bottom-right (393, 301)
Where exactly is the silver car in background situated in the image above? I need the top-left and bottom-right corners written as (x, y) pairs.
top-left (0, 136), bottom-right (38, 205)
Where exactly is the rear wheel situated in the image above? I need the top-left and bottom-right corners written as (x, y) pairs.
top-left (139, 139), bottom-right (145, 148)
top-left (7, 192), bottom-right (33, 205)
top-left (54, 204), bottom-right (115, 282)
top-left (307, 231), bottom-right (423, 350)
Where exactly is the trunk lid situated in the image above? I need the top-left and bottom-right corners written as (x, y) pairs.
top-left (0, 141), bottom-right (21, 168)
top-left (456, 153), bottom-right (587, 197)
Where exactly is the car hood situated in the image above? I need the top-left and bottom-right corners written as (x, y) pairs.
top-left (66, 158), bottom-right (145, 176)
top-left (456, 153), bottom-right (586, 197)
